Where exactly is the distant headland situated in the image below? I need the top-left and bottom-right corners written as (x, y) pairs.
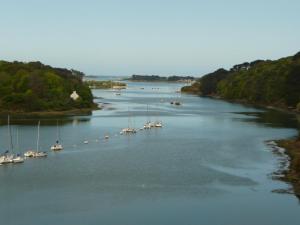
top-left (126, 74), bottom-right (195, 83)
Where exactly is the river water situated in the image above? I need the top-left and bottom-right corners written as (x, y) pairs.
top-left (0, 81), bottom-right (299, 225)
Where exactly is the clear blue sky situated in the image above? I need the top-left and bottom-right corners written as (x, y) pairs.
top-left (1, 0), bottom-right (300, 76)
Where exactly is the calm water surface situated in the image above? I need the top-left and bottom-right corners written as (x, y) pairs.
top-left (1, 81), bottom-right (300, 225)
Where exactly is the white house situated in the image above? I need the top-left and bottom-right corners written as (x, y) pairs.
top-left (70, 91), bottom-right (80, 100)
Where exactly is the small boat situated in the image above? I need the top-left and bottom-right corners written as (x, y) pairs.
top-left (120, 108), bottom-right (137, 135)
top-left (155, 121), bottom-right (163, 128)
top-left (35, 121), bottom-right (47, 157)
top-left (24, 150), bottom-right (36, 158)
top-left (143, 122), bottom-right (152, 129)
top-left (34, 151), bottom-right (47, 158)
top-left (1, 153), bottom-right (13, 164)
top-left (104, 135), bottom-right (110, 139)
top-left (84, 140), bottom-right (89, 144)
top-left (28, 121), bottom-right (47, 158)
top-left (150, 122), bottom-right (155, 128)
top-left (174, 101), bottom-right (181, 106)
top-left (144, 105), bottom-right (154, 129)
top-left (120, 128), bottom-right (137, 135)
top-left (2, 116), bottom-right (15, 164)
top-left (12, 154), bottom-right (25, 163)
top-left (13, 128), bottom-right (25, 163)
top-left (0, 156), bottom-right (5, 165)
top-left (51, 143), bottom-right (63, 151)
top-left (51, 120), bottom-right (63, 151)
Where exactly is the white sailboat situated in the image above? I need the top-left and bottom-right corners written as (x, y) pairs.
top-left (120, 108), bottom-right (137, 134)
top-left (25, 121), bottom-right (47, 158)
top-left (51, 120), bottom-right (63, 151)
top-left (0, 156), bottom-right (5, 165)
top-left (34, 121), bottom-right (47, 157)
top-left (155, 121), bottom-right (163, 128)
top-left (1, 151), bottom-right (13, 164)
top-left (143, 104), bottom-right (153, 129)
top-left (3, 115), bottom-right (15, 164)
top-left (12, 154), bottom-right (25, 163)
top-left (3, 116), bottom-right (17, 163)
top-left (154, 105), bottom-right (163, 128)
top-left (12, 127), bottom-right (25, 163)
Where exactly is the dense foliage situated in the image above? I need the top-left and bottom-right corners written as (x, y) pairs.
top-left (0, 61), bottom-right (94, 112)
top-left (182, 52), bottom-right (300, 110)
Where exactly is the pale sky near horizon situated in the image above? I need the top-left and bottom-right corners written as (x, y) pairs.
top-left (1, 0), bottom-right (300, 76)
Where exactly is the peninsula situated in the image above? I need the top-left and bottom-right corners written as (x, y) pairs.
top-left (0, 60), bottom-right (96, 115)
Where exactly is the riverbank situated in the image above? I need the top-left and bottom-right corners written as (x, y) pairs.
top-left (0, 107), bottom-right (100, 118)
top-left (276, 138), bottom-right (300, 197)
top-left (182, 89), bottom-right (300, 115)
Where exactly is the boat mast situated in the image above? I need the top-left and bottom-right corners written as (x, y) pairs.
top-left (16, 127), bottom-right (19, 153)
top-left (56, 120), bottom-right (59, 142)
top-left (147, 104), bottom-right (149, 122)
top-left (8, 115), bottom-right (13, 153)
top-left (37, 121), bottom-right (40, 152)
top-left (128, 107), bottom-right (130, 128)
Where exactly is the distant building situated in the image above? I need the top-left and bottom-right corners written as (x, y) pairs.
top-left (70, 91), bottom-right (80, 100)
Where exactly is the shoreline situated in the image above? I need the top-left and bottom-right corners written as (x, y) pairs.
top-left (182, 91), bottom-right (300, 115)
top-left (0, 107), bottom-right (100, 118)
top-left (276, 138), bottom-right (300, 198)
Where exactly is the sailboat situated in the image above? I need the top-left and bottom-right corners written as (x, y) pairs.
top-left (154, 105), bottom-right (163, 128)
top-left (0, 155), bottom-right (5, 165)
top-left (120, 108), bottom-right (137, 134)
top-left (1, 151), bottom-right (13, 164)
top-left (1, 115), bottom-right (15, 164)
top-left (34, 121), bottom-right (47, 157)
top-left (12, 154), bottom-right (25, 163)
top-left (24, 121), bottom-right (47, 158)
top-left (104, 133), bottom-right (110, 139)
top-left (51, 120), bottom-right (63, 151)
top-left (0, 116), bottom-right (25, 164)
top-left (143, 104), bottom-right (152, 129)
top-left (12, 127), bottom-right (25, 163)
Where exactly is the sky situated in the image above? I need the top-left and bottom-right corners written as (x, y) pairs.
top-left (1, 0), bottom-right (300, 76)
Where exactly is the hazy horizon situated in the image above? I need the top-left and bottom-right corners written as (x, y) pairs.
top-left (1, 0), bottom-right (300, 76)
